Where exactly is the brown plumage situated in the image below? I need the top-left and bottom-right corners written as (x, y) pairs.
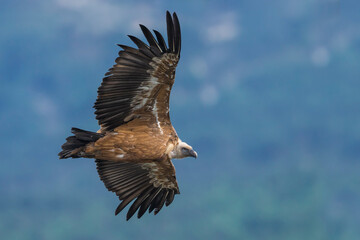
top-left (59, 11), bottom-right (197, 220)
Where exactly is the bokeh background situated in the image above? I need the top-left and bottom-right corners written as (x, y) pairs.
top-left (1, 0), bottom-right (360, 239)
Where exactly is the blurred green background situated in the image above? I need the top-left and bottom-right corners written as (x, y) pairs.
top-left (1, 0), bottom-right (360, 239)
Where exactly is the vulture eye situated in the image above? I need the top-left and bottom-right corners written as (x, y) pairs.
top-left (181, 147), bottom-right (189, 153)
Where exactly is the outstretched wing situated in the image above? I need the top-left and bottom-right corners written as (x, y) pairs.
top-left (94, 11), bottom-right (181, 131)
top-left (95, 157), bottom-right (180, 220)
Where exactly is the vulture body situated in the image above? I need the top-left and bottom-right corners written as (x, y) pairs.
top-left (59, 11), bottom-right (197, 220)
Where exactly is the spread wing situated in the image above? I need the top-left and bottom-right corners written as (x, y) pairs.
top-left (95, 157), bottom-right (180, 220)
top-left (94, 11), bottom-right (181, 131)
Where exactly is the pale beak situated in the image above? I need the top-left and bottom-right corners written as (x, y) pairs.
top-left (189, 150), bottom-right (198, 158)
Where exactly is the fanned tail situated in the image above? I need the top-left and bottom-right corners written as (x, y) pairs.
top-left (59, 128), bottom-right (104, 159)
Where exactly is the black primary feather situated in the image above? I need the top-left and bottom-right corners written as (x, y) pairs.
top-left (94, 11), bottom-right (181, 131)
top-left (95, 160), bottom-right (179, 220)
top-left (139, 24), bottom-right (162, 56)
top-left (172, 12), bottom-right (181, 56)
top-left (153, 30), bottom-right (168, 52)
top-left (166, 11), bottom-right (175, 52)
top-left (127, 35), bottom-right (155, 59)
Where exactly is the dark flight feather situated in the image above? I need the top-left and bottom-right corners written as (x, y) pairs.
top-left (166, 11), bottom-right (175, 52)
top-left (153, 30), bottom-right (168, 52)
top-left (173, 12), bottom-right (181, 56)
top-left (139, 24), bottom-right (162, 55)
top-left (95, 160), bottom-right (179, 220)
top-left (166, 189), bottom-right (175, 206)
top-left (94, 11), bottom-right (181, 131)
top-left (137, 188), bottom-right (162, 218)
top-left (128, 35), bottom-right (155, 59)
top-left (126, 186), bottom-right (153, 220)
top-left (149, 189), bottom-right (166, 213)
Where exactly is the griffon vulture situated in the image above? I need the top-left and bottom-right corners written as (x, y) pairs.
top-left (59, 11), bottom-right (197, 220)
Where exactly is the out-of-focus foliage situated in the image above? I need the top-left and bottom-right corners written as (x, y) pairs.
top-left (1, 0), bottom-right (360, 239)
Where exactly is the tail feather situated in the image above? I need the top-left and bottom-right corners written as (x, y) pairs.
top-left (59, 128), bottom-right (104, 159)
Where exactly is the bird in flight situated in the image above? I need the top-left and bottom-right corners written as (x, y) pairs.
top-left (59, 11), bottom-right (197, 220)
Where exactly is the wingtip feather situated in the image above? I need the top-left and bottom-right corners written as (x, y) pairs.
top-left (166, 11), bottom-right (175, 52)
